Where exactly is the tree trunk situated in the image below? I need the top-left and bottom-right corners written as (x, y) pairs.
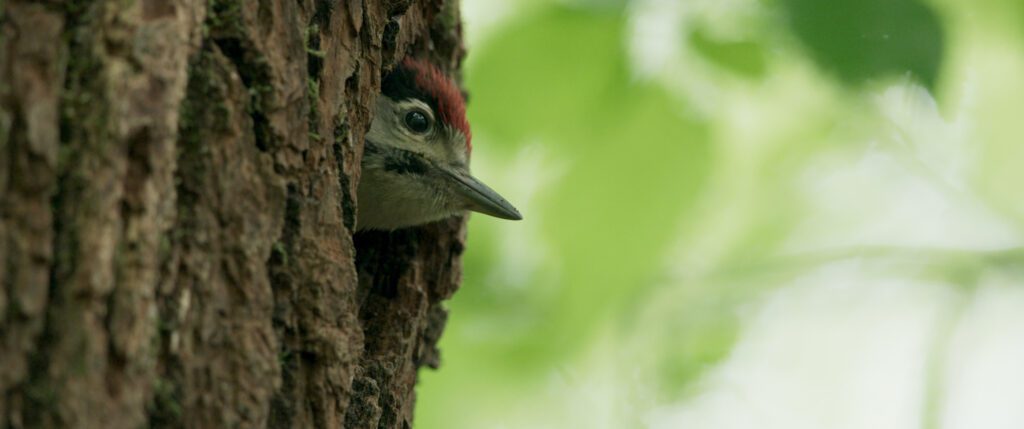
top-left (0, 0), bottom-right (467, 427)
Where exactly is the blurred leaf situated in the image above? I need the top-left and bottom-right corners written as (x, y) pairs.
top-left (539, 82), bottom-right (710, 353)
top-left (466, 6), bottom-right (628, 145)
top-left (689, 29), bottom-right (768, 79)
top-left (778, 0), bottom-right (944, 89)
top-left (455, 3), bottom-right (712, 366)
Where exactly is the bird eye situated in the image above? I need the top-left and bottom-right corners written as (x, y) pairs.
top-left (404, 110), bottom-right (431, 134)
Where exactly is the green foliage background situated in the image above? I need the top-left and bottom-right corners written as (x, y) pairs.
top-left (417, 0), bottom-right (1024, 427)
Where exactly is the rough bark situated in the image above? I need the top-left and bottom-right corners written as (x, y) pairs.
top-left (0, 0), bottom-right (467, 427)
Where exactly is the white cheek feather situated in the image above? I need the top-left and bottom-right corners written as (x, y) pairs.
top-left (355, 160), bottom-right (463, 230)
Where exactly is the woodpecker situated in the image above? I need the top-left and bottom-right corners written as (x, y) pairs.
top-left (355, 57), bottom-right (522, 230)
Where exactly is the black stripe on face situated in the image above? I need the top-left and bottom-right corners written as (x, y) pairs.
top-left (366, 141), bottom-right (430, 175)
top-left (384, 151), bottom-right (429, 175)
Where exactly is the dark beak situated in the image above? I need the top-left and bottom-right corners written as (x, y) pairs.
top-left (442, 169), bottom-right (523, 221)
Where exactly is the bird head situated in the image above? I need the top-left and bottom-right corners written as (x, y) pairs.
top-left (356, 58), bottom-right (522, 230)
